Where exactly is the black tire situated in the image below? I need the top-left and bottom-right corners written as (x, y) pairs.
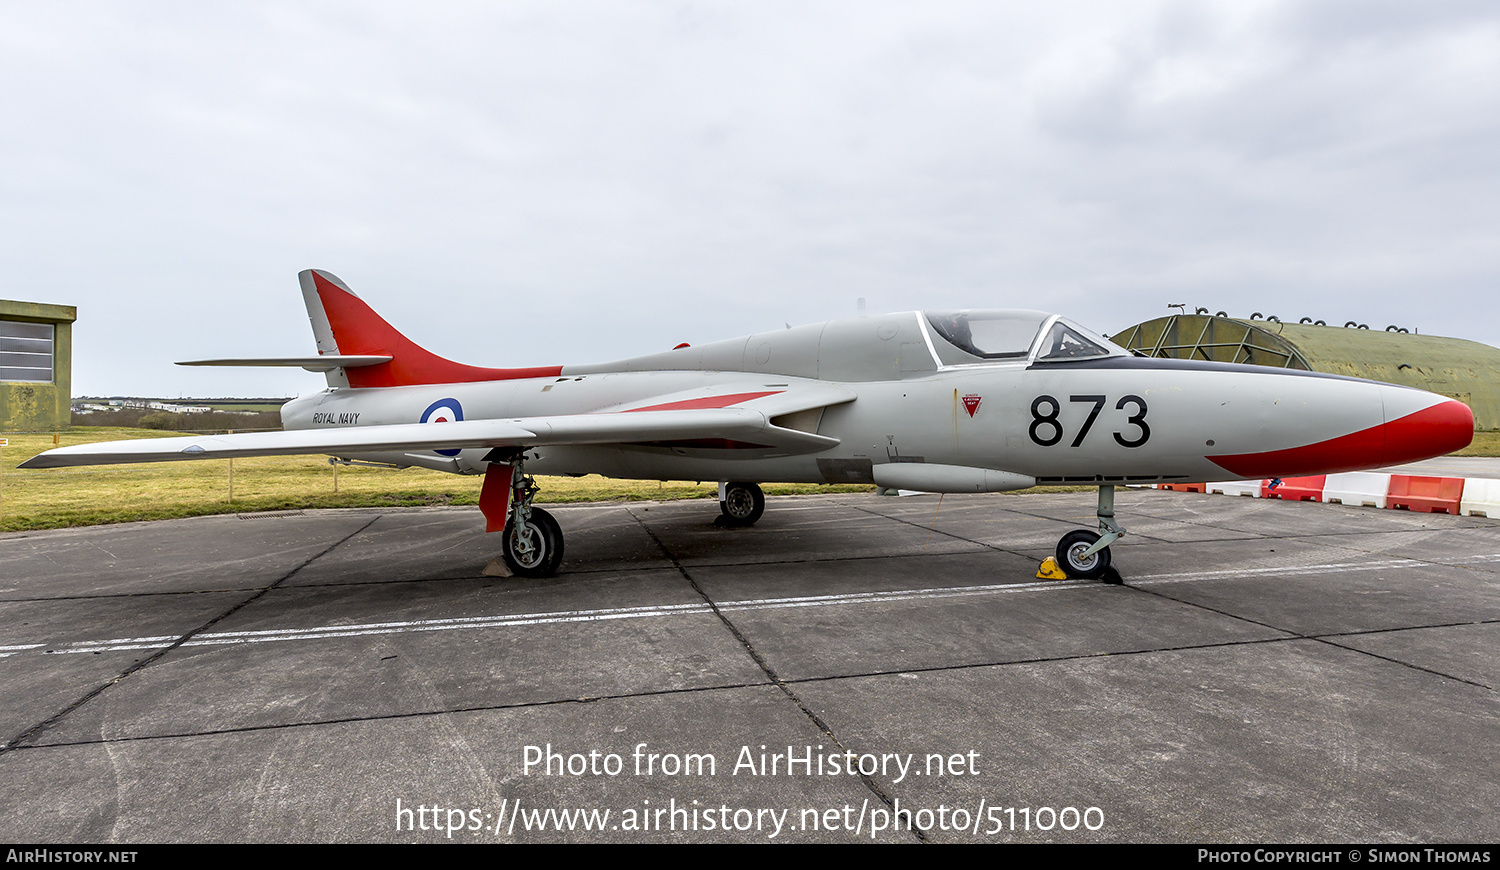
top-left (1056, 529), bottom-right (1111, 580)
top-left (719, 482), bottom-right (765, 526)
top-left (503, 507), bottom-right (564, 577)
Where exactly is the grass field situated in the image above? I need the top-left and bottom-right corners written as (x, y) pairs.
top-left (2, 426), bottom-right (1495, 533)
top-left (1456, 430), bottom-right (1500, 456)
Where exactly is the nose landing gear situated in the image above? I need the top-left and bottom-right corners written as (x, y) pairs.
top-left (1055, 485), bottom-right (1125, 583)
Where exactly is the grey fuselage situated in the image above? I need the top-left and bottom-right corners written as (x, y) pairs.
top-left (279, 310), bottom-right (1451, 488)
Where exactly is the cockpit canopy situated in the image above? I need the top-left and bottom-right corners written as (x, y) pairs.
top-left (924, 310), bottom-right (1119, 363)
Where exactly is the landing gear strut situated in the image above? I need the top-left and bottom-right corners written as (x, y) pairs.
top-left (718, 481), bottom-right (765, 526)
top-left (484, 452), bottom-right (564, 578)
top-left (1055, 485), bottom-right (1125, 583)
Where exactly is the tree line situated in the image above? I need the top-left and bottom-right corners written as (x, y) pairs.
top-left (73, 407), bottom-right (283, 432)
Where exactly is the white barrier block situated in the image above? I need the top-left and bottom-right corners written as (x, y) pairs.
top-left (1459, 478), bottom-right (1500, 517)
top-left (1322, 472), bottom-right (1391, 509)
top-left (1207, 480), bottom-right (1261, 497)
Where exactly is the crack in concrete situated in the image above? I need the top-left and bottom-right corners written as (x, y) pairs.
top-left (0, 516), bottom-right (382, 753)
top-left (1128, 583), bottom-right (1497, 692)
top-left (624, 504), bottom-right (930, 843)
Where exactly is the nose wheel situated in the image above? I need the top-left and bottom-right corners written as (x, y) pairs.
top-left (1057, 529), bottom-right (1111, 579)
top-left (1054, 485), bottom-right (1125, 583)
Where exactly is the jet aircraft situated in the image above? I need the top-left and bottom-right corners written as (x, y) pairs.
top-left (24, 270), bottom-right (1475, 580)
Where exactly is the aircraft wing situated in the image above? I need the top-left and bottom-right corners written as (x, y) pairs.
top-left (20, 406), bottom-right (844, 469)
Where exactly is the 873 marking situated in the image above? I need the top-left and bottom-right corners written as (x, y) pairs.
top-left (1029, 394), bottom-right (1150, 448)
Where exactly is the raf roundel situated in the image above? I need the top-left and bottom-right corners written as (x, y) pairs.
top-left (420, 398), bottom-right (464, 456)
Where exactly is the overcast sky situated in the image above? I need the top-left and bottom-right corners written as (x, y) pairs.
top-left (3, 1), bottom-right (1498, 397)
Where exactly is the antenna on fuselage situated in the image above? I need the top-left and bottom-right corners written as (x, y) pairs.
top-left (857, 297), bottom-right (867, 316)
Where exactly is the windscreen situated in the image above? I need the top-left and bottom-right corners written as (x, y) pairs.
top-left (1034, 320), bottom-right (1114, 361)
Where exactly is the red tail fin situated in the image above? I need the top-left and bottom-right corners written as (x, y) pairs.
top-left (301, 269), bottom-right (562, 388)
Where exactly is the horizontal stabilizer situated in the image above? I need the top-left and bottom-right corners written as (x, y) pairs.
top-left (177, 356), bottom-right (393, 372)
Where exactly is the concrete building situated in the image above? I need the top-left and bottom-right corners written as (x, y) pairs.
top-left (1, 299), bottom-right (76, 432)
top-left (1111, 314), bottom-right (1500, 429)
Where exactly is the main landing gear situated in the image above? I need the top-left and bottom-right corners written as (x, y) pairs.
top-left (503, 483), bottom-right (564, 578)
top-left (718, 481), bottom-right (765, 527)
top-left (1055, 485), bottom-right (1125, 583)
top-left (484, 452), bottom-right (564, 578)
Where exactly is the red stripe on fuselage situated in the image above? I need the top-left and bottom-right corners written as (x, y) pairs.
top-left (1208, 399), bottom-right (1473, 478)
top-left (312, 272), bottom-right (563, 388)
top-left (624, 391), bottom-right (782, 412)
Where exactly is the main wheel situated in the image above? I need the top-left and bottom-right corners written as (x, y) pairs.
top-left (1056, 529), bottom-right (1111, 580)
top-left (503, 507), bottom-right (564, 578)
top-left (719, 482), bottom-right (765, 526)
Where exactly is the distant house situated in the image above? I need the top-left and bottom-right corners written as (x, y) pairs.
top-left (1, 299), bottom-right (76, 432)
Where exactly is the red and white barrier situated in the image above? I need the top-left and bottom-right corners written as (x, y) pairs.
top-left (1460, 478), bottom-right (1500, 518)
top-left (1322, 472), bottom-right (1392, 509)
top-left (1262, 475), bottom-right (1325, 501)
top-left (1158, 471), bottom-right (1484, 518)
top-left (1387, 475), bottom-right (1465, 514)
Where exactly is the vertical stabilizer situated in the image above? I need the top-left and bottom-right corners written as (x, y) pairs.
top-left (297, 269), bottom-right (563, 388)
top-left (298, 269), bottom-right (349, 387)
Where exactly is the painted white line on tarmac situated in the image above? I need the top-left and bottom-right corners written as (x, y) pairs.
top-left (1132, 552), bottom-right (1500, 585)
top-left (13, 553), bottom-right (1497, 659)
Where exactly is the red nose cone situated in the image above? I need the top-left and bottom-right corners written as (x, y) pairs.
top-left (1208, 397), bottom-right (1473, 479)
top-left (1383, 399), bottom-right (1473, 466)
